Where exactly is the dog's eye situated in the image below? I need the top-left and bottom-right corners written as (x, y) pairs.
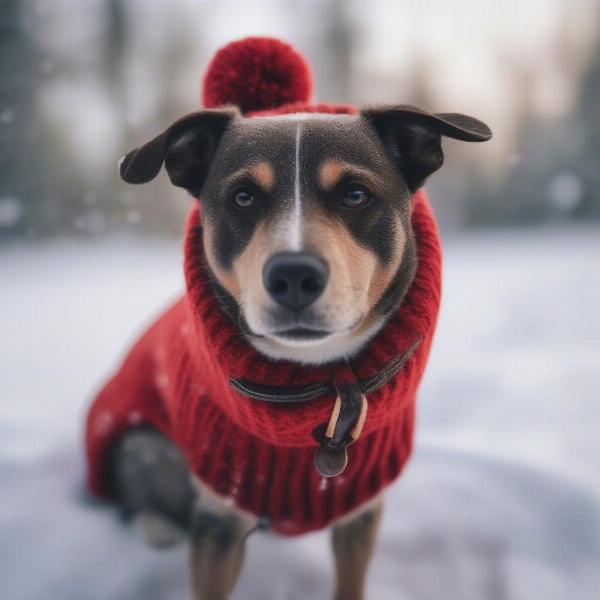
top-left (232, 188), bottom-right (255, 209)
top-left (342, 185), bottom-right (371, 209)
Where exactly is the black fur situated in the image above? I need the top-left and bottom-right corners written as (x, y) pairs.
top-left (190, 512), bottom-right (239, 555)
top-left (119, 107), bottom-right (490, 330)
top-left (362, 105), bottom-right (492, 192)
top-left (119, 109), bottom-right (238, 190)
top-left (107, 428), bottom-right (196, 531)
top-left (200, 116), bottom-right (410, 270)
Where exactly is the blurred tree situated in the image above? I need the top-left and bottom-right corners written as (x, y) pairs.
top-left (0, 0), bottom-right (49, 238)
top-left (576, 45), bottom-right (600, 220)
top-left (464, 35), bottom-right (600, 227)
top-left (318, 0), bottom-right (352, 103)
top-left (1, 0), bottom-right (598, 239)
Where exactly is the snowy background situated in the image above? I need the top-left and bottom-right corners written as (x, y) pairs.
top-left (2, 226), bottom-right (599, 599)
top-left (2, 0), bottom-right (600, 598)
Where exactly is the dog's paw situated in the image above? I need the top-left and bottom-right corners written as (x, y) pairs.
top-left (131, 511), bottom-right (187, 549)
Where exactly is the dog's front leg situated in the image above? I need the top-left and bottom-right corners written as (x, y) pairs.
top-left (330, 496), bottom-right (384, 600)
top-left (188, 509), bottom-right (249, 600)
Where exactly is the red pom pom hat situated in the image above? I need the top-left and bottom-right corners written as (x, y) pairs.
top-left (203, 37), bottom-right (312, 113)
top-left (85, 38), bottom-right (442, 535)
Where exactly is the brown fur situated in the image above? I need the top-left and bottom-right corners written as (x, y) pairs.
top-left (203, 222), bottom-right (242, 301)
top-left (222, 161), bottom-right (275, 195)
top-left (304, 205), bottom-right (404, 326)
top-left (188, 484), bottom-right (257, 600)
top-left (202, 159), bottom-right (405, 348)
top-left (331, 498), bottom-right (384, 600)
top-left (187, 480), bottom-right (383, 600)
top-left (115, 103), bottom-right (491, 599)
top-left (318, 159), bottom-right (386, 195)
top-left (249, 160), bottom-right (275, 191)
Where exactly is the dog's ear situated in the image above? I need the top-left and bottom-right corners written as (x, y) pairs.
top-left (361, 105), bottom-right (492, 192)
top-left (118, 108), bottom-right (239, 196)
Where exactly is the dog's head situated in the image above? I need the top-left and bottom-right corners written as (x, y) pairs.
top-left (120, 106), bottom-right (490, 364)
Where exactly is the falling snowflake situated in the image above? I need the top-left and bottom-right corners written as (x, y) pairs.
top-left (128, 411), bottom-right (143, 425)
top-left (0, 196), bottom-right (22, 227)
top-left (548, 172), bottom-right (583, 214)
top-left (74, 210), bottom-right (107, 235)
top-left (0, 108), bottom-right (15, 124)
top-left (94, 411), bottom-right (114, 437)
top-left (507, 152), bottom-right (521, 167)
top-left (155, 373), bottom-right (169, 389)
top-left (83, 191), bottom-right (97, 205)
top-left (126, 209), bottom-right (141, 224)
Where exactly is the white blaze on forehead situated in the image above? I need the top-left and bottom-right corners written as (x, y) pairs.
top-left (265, 113), bottom-right (353, 251)
top-left (289, 122), bottom-right (303, 251)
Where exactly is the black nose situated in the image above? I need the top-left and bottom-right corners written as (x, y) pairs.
top-left (263, 252), bottom-right (329, 311)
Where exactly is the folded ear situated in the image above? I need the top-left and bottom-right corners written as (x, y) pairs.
top-left (361, 105), bottom-right (492, 193)
top-left (118, 108), bottom-right (239, 196)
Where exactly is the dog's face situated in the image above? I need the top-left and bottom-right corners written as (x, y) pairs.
top-left (198, 113), bottom-right (417, 364)
top-left (120, 106), bottom-right (490, 364)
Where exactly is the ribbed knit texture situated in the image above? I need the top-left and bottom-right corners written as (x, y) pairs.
top-left (85, 185), bottom-right (442, 535)
top-left (86, 41), bottom-right (442, 533)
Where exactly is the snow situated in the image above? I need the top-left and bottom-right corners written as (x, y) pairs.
top-left (1, 227), bottom-right (599, 599)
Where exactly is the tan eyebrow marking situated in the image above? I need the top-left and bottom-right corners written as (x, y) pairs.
top-left (224, 161), bottom-right (275, 192)
top-left (250, 161), bottom-right (275, 191)
top-left (318, 159), bottom-right (380, 191)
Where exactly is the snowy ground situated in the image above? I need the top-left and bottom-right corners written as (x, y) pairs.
top-left (1, 227), bottom-right (599, 600)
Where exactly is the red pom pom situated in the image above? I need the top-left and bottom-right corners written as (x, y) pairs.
top-left (202, 37), bottom-right (312, 114)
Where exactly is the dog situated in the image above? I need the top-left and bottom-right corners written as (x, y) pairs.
top-left (86, 38), bottom-right (491, 600)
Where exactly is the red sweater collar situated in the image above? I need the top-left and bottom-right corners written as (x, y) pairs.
top-left (183, 188), bottom-right (441, 478)
top-left (86, 187), bottom-right (443, 533)
top-left (184, 101), bottom-right (441, 400)
top-left (86, 82), bottom-right (445, 533)
top-left (184, 188), bottom-right (439, 391)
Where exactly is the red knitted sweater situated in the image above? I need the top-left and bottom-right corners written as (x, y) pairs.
top-left (84, 38), bottom-right (443, 536)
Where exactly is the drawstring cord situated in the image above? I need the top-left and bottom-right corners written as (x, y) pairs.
top-left (241, 516), bottom-right (271, 542)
